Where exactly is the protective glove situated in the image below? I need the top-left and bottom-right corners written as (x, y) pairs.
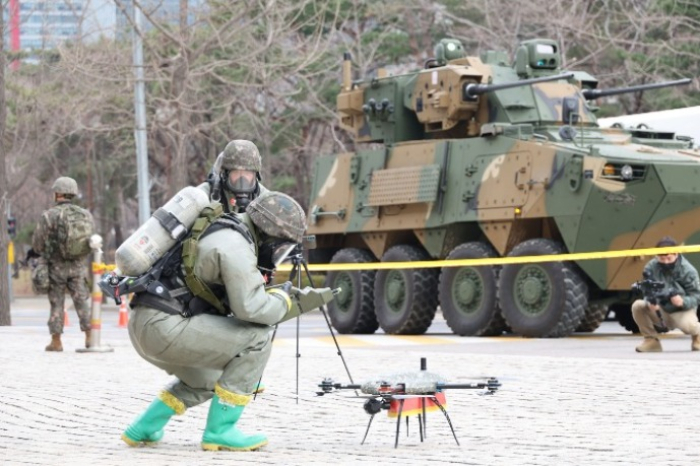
top-left (277, 284), bottom-right (338, 323)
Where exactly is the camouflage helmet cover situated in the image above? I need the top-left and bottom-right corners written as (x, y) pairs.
top-left (247, 191), bottom-right (307, 243)
top-left (52, 176), bottom-right (79, 196)
top-left (220, 140), bottom-right (262, 173)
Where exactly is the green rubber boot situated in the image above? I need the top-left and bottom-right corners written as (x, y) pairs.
top-left (121, 394), bottom-right (183, 447)
top-left (201, 392), bottom-right (268, 451)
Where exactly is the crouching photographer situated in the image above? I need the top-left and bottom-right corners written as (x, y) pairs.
top-left (631, 236), bottom-right (700, 353)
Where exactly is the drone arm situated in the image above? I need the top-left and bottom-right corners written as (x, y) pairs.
top-left (439, 378), bottom-right (501, 392)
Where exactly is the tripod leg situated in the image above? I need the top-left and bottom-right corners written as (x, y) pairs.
top-left (418, 412), bottom-right (424, 442)
top-left (422, 397), bottom-right (427, 439)
top-left (395, 399), bottom-right (404, 449)
top-left (431, 396), bottom-right (460, 446)
top-left (300, 258), bottom-right (357, 393)
top-left (361, 414), bottom-right (375, 445)
top-left (294, 261), bottom-right (302, 404)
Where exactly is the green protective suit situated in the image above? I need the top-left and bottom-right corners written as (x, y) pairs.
top-left (127, 214), bottom-right (290, 408)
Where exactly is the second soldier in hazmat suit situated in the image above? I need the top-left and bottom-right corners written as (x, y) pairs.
top-left (201, 139), bottom-right (268, 213)
top-left (121, 191), bottom-right (334, 451)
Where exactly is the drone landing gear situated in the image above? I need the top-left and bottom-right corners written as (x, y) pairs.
top-left (361, 392), bottom-right (460, 448)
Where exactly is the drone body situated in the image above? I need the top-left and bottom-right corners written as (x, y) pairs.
top-left (316, 358), bottom-right (500, 448)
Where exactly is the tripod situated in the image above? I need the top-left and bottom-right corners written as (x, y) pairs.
top-left (256, 248), bottom-right (357, 402)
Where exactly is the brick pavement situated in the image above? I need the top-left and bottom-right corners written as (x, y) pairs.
top-left (1, 299), bottom-right (699, 465)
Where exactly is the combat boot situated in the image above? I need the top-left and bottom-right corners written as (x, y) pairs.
top-left (84, 330), bottom-right (92, 349)
top-left (201, 385), bottom-right (268, 451)
top-left (692, 334), bottom-right (700, 351)
top-left (45, 334), bottom-right (63, 352)
top-left (635, 337), bottom-right (662, 353)
top-left (121, 393), bottom-right (184, 446)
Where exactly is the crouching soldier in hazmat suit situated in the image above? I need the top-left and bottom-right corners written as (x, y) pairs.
top-left (121, 191), bottom-right (335, 451)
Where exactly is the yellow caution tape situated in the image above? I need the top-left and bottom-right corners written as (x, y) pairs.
top-left (92, 263), bottom-right (117, 274)
top-left (276, 244), bottom-right (700, 272)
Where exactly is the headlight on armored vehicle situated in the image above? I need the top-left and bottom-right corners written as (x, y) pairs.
top-left (601, 163), bottom-right (646, 181)
top-left (620, 164), bottom-right (634, 180)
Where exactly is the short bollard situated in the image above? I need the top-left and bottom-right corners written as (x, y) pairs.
top-left (77, 234), bottom-right (114, 354)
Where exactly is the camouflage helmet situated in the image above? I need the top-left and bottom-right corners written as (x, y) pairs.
top-left (247, 191), bottom-right (306, 243)
top-left (220, 140), bottom-right (262, 173)
top-left (52, 176), bottom-right (79, 196)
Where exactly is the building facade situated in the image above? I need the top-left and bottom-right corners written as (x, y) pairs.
top-left (15, 0), bottom-right (84, 50)
top-left (3, 0), bottom-right (197, 51)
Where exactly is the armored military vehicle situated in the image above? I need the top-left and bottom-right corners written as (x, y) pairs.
top-left (307, 38), bottom-right (700, 337)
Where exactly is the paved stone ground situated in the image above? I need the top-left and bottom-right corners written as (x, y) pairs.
top-left (2, 298), bottom-right (699, 465)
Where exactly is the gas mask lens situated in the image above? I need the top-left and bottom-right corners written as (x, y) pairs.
top-left (272, 242), bottom-right (299, 267)
top-left (226, 170), bottom-right (257, 194)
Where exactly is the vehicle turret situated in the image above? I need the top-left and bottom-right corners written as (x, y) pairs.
top-left (337, 38), bottom-right (691, 145)
top-left (337, 38), bottom-right (594, 144)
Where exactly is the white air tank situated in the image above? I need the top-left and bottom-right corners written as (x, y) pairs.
top-left (116, 186), bottom-right (210, 276)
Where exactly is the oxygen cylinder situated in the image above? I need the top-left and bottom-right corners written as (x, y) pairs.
top-left (115, 186), bottom-right (211, 276)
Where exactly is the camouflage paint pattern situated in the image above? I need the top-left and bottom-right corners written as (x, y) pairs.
top-left (309, 38), bottom-right (700, 313)
top-left (220, 140), bottom-right (262, 172)
top-left (52, 176), bottom-right (79, 196)
top-left (47, 261), bottom-right (91, 333)
top-left (248, 191), bottom-right (307, 243)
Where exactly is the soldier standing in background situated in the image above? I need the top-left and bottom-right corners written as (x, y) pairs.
top-left (201, 139), bottom-right (268, 213)
top-left (32, 176), bottom-right (95, 352)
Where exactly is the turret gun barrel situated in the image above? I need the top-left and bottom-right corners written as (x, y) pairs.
top-left (582, 78), bottom-right (691, 100)
top-left (463, 72), bottom-right (574, 101)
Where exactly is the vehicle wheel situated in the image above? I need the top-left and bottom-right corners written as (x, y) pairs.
top-left (325, 248), bottom-right (378, 334)
top-left (498, 239), bottom-right (588, 338)
top-left (439, 242), bottom-right (507, 336)
top-left (611, 303), bottom-right (639, 333)
top-left (576, 303), bottom-right (609, 333)
top-left (374, 245), bottom-right (439, 334)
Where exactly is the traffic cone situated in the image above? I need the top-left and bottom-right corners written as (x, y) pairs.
top-left (118, 299), bottom-right (129, 328)
top-left (63, 305), bottom-right (70, 327)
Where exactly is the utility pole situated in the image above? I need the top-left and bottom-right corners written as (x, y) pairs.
top-left (0, 3), bottom-right (12, 326)
top-left (132, 2), bottom-right (151, 225)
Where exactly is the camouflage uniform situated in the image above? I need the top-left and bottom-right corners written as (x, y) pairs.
top-left (32, 199), bottom-right (94, 336)
top-left (200, 139), bottom-right (268, 213)
top-left (122, 191), bottom-right (319, 451)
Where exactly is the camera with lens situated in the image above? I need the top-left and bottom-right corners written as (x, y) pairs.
top-left (631, 271), bottom-right (680, 333)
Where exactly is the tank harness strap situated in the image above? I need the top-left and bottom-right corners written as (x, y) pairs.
top-left (181, 204), bottom-right (227, 314)
top-left (131, 292), bottom-right (184, 316)
top-left (182, 211), bottom-right (256, 316)
top-left (213, 214), bottom-right (255, 246)
top-left (153, 207), bottom-right (188, 241)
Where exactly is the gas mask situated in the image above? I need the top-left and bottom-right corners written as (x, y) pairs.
top-left (258, 239), bottom-right (299, 284)
top-left (225, 169), bottom-right (258, 212)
